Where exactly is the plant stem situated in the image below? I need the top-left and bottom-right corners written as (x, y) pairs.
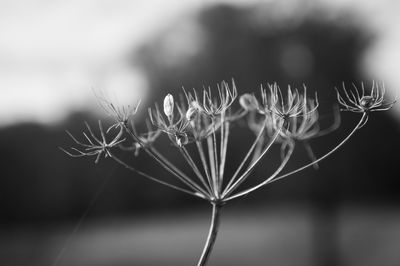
top-left (197, 202), bottom-right (223, 266)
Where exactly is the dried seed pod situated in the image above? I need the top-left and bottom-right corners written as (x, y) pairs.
top-left (163, 94), bottom-right (174, 117)
top-left (336, 81), bottom-right (396, 114)
top-left (360, 96), bottom-right (375, 109)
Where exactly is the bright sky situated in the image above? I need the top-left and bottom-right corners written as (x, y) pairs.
top-left (0, 0), bottom-right (399, 126)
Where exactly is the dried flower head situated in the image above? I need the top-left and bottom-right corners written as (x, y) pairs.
top-left (182, 86), bottom-right (233, 141)
top-left (336, 81), bottom-right (397, 128)
top-left (95, 90), bottom-right (141, 129)
top-left (261, 83), bottom-right (319, 121)
top-left (200, 80), bottom-right (237, 118)
top-left (279, 99), bottom-right (338, 141)
top-left (336, 81), bottom-right (396, 113)
top-left (60, 121), bottom-right (125, 163)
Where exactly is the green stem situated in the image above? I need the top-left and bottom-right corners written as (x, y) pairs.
top-left (197, 202), bottom-right (223, 266)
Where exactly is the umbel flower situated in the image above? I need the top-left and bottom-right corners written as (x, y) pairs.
top-left (336, 81), bottom-right (397, 128)
top-left (61, 121), bottom-right (125, 164)
top-left (259, 83), bottom-right (318, 120)
top-left (200, 80), bottom-right (237, 117)
top-left (61, 80), bottom-right (395, 266)
top-left (95, 89), bottom-right (141, 129)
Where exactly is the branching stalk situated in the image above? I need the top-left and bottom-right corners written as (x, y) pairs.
top-left (225, 142), bottom-right (294, 201)
top-left (196, 140), bottom-right (215, 197)
top-left (179, 147), bottom-right (213, 196)
top-left (124, 126), bottom-right (209, 196)
top-left (150, 146), bottom-right (210, 196)
top-left (62, 81), bottom-right (393, 266)
top-left (223, 124), bottom-right (283, 198)
top-left (109, 152), bottom-right (206, 199)
top-left (265, 113), bottom-right (367, 186)
top-left (223, 119), bottom-right (267, 193)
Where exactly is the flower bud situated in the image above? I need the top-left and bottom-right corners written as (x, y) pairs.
top-left (186, 106), bottom-right (198, 121)
top-left (239, 93), bottom-right (258, 111)
top-left (163, 94), bottom-right (174, 117)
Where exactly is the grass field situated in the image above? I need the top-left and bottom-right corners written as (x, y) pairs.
top-left (1, 205), bottom-right (399, 266)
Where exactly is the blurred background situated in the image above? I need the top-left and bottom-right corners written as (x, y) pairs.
top-left (1, 0), bottom-right (400, 265)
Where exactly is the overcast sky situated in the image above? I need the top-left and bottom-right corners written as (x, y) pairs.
top-left (0, 0), bottom-right (399, 126)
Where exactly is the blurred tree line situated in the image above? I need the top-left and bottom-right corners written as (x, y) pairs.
top-left (1, 4), bottom-right (399, 224)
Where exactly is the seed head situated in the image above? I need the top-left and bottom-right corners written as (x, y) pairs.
top-left (201, 80), bottom-right (237, 117)
top-left (260, 83), bottom-right (318, 123)
top-left (336, 81), bottom-right (396, 114)
top-left (61, 121), bottom-right (125, 164)
top-left (163, 94), bottom-right (174, 117)
top-left (95, 89), bottom-right (141, 129)
top-left (359, 96), bottom-right (375, 109)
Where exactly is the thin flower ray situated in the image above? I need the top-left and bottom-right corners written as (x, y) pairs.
top-left (266, 112), bottom-right (368, 186)
top-left (226, 141), bottom-right (295, 201)
top-left (109, 151), bottom-right (206, 199)
top-left (223, 119), bottom-right (267, 193)
top-left (222, 122), bottom-right (284, 198)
